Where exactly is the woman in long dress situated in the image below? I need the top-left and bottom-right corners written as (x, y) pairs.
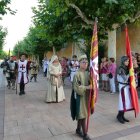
top-left (45, 55), bottom-right (65, 103)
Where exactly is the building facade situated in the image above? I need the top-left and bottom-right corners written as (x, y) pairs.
top-left (44, 24), bottom-right (140, 64)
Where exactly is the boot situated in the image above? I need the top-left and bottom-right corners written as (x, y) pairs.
top-left (22, 91), bottom-right (26, 95)
top-left (19, 91), bottom-right (22, 96)
top-left (11, 80), bottom-right (15, 90)
top-left (117, 111), bottom-right (125, 124)
top-left (83, 134), bottom-right (91, 140)
top-left (34, 76), bottom-right (37, 82)
top-left (76, 128), bottom-right (83, 137)
top-left (122, 112), bottom-right (129, 122)
top-left (30, 77), bottom-right (32, 82)
top-left (7, 81), bottom-right (11, 89)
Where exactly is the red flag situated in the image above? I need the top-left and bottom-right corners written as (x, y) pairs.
top-left (125, 26), bottom-right (139, 117)
top-left (87, 18), bottom-right (99, 131)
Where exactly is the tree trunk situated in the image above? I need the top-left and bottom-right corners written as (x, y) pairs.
top-left (53, 47), bottom-right (56, 55)
top-left (108, 29), bottom-right (116, 60)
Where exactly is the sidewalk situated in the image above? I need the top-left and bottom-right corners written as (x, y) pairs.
top-left (0, 69), bottom-right (5, 140)
top-left (3, 73), bottom-right (140, 140)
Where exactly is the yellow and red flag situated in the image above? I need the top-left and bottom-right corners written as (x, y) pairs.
top-left (87, 18), bottom-right (99, 131)
top-left (125, 25), bottom-right (139, 117)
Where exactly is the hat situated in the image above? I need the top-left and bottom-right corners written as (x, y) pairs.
top-left (78, 54), bottom-right (87, 62)
top-left (50, 55), bottom-right (58, 64)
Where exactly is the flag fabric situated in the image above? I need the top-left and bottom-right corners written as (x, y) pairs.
top-left (125, 26), bottom-right (139, 117)
top-left (87, 18), bottom-right (99, 131)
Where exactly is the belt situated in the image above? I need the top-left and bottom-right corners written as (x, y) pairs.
top-left (118, 82), bottom-right (129, 85)
top-left (71, 70), bottom-right (76, 72)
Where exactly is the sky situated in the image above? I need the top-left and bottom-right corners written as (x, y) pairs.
top-left (0, 0), bottom-right (38, 51)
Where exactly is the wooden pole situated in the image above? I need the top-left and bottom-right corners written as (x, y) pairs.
top-left (8, 48), bottom-right (10, 57)
top-left (18, 45), bottom-right (19, 59)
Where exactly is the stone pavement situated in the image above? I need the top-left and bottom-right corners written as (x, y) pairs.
top-left (0, 69), bottom-right (5, 140)
top-left (2, 71), bottom-right (140, 140)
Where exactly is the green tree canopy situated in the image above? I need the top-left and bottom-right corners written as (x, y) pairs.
top-left (13, 0), bottom-right (140, 58)
top-left (0, 0), bottom-right (15, 59)
top-left (33, 0), bottom-right (140, 47)
top-left (0, 26), bottom-right (7, 58)
top-left (0, 0), bottom-right (15, 20)
top-left (13, 26), bottom-right (49, 61)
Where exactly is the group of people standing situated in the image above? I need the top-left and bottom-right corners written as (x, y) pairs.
top-left (1, 52), bottom-right (140, 140)
top-left (100, 57), bottom-right (117, 94)
top-left (1, 54), bottom-right (39, 95)
top-left (100, 53), bottom-right (140, 95)
top-left (42, 54), bottom-right (80, 83)
top-left (100, 53), bottom-right (140, 124)
top-left (1, 56), bottom-right (17, 89)
top-left (43, 54), bottom-right (91, 140)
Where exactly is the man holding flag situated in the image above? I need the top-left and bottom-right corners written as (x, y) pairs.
top-left (70, 18), bottom-right (98, 140)
top-left (72, 54), bottom-right (92, 140)
top-left (116, 25), bottom-right (139, 124)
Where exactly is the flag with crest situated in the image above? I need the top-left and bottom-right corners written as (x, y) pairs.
top-left (87, 18), bottom-right (99, 131)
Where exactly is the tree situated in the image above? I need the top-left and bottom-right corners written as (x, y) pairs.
top-left (47, 0), bottom-right (140, 28)
top-left (15, 0), bottom-right (140, 58)
top-left (33, 0), bottom-right (140, 51)
top-left (0, 0), bottom-right (15, 59)
top-left (32, 2), bottom-right (68, 52)
top-left (0, 0), bottom-right (15, 20)
top-left (0, 26), bottom-right (7, 58)
top-left (0, 50), bottom-right (7, 59)
top-left (13, 26), bottom-right (49, 62)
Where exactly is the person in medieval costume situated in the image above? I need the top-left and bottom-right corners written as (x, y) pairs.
top-left (1, 58), bottom-right (9, 75)
top-left (7, 56), bottom-right (18, 89)
top-left (70, 55), bottom-right (79, 82)
top-left (137, 54), bottom-right (140, 87)
top-left (43, 57), bottom-right (49, 77)
top-left (117, 56), bottom-right (134, 124)
top-left (30, 60), bottom-right (39, 82)
top-left (45, 55), bottom-right (65, 103)
top-left (132, 55), bottom-right (140, 87)
top-left (17, 54), bottom-right (29, 95)
top-left (1, 58), bottom-right (11, 88)
top-left (70, 54), bottom-right (91, 140)
top-left (60, 57), bottom-right (68, 85)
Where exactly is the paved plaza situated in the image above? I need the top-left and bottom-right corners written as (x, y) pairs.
top-left (1, 68), bottom-right (140, 140)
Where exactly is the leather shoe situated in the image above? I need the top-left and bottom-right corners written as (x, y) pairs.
top-left (83, 134), bottom-right (91, 140)
top-left (76, 129), bottom-right (83, 137)
top-left (123, 117), bottom-right (129, 122)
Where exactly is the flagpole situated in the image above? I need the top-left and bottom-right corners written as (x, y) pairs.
top-left (16, 45), bottom-right (20, 95)
top-left (86, 17), bottom-right (98, 132)
top-left (8, 48), bottom-right (10, 57)
top-left (95, 17), bottom-right (98, 23)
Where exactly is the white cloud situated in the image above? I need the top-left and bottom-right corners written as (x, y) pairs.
top-left (0, 0), bottom-right (38, 51)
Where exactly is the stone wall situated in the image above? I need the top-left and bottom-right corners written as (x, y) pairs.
top-left (44, 42), bottom-right (73, 60)
top-left (44, 42), bottom-right (83, 60)
top-left (116, 24), bottom-right (140, 65)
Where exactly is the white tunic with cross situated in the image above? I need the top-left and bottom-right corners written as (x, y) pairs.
top-left (18, 60), bottom-right (28, 84)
